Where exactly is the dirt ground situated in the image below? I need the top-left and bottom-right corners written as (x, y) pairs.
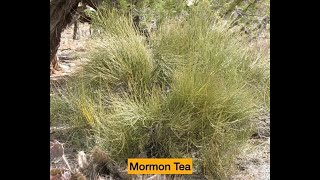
top-left (50, 23), bottom-right (92, 80)
top-left (231, 115), bottom-right (270, 180)
top-left (50, 23), bottom-right (270, 180)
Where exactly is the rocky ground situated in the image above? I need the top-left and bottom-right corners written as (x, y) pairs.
top-left (50, 23), bottom-right (270, 180)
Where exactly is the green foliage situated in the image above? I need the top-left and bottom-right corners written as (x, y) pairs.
top-left (87, 0), bottom-right (269, 40)
top-left (51, 1), bottom-right (269, 179)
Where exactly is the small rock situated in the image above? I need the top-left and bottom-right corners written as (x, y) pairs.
top-left (69, 63), bottom-right (76, 67)
top-left (77, 151), bottom-right (88, 169)
top-left (50, 140), bottom-right (65, 161)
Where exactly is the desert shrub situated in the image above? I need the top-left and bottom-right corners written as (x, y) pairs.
top-left (51, 1), bottom-right (269, 179)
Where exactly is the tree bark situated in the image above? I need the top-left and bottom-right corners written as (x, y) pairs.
top-left (73, 18), bottom-right (79, 40)
top-left (50, 0), bottom-right (81, 74)
top-left (50, 0), bottom-right (103, 74)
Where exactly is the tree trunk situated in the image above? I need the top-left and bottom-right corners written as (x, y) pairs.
top-left (73, 18), bottom-right (79, 40)
top-left (50, 0), bottom-right (81, 74)
top-left (50, 0), bottom-right (104, 75)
